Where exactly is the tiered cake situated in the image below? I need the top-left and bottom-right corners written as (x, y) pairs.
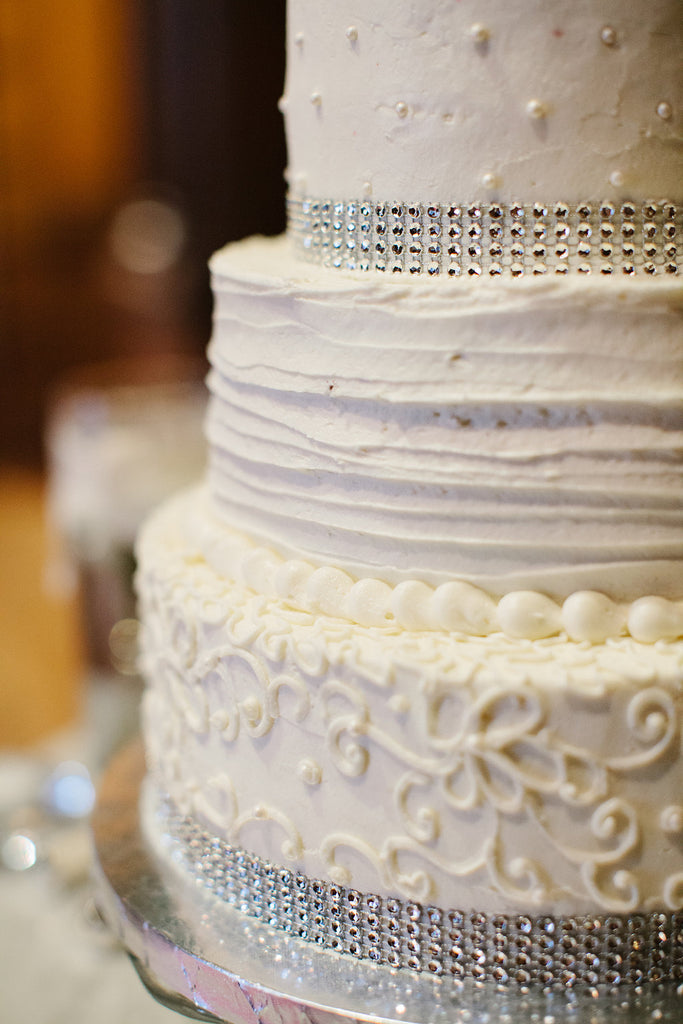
top-left (137, 0), bottom-right (683, 986)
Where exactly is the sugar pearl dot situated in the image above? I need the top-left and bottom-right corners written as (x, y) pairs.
top-left (468, 23), bottom-right (490, 43)
top-left (526, 99), bottom-right (548, 120)
top-left (297, 758), bottom-right (322, 786)
top-left (310, 91), bottom-right (322, 106)
top-left (395, 101), bottom-right (409, 119)
top-left (482, 173), bottom-right (500, 190)
top-left (600, 25), bottom-right (617, 46)
top-left (346, 25), bottom-right (358, 42)
top-left (657, 101), bottom-right (673, 120)
top-left (277, 95), bottom-right (288, 113)
top-left (295, 32), bottom-right (304, 47)
top-left (609, 170), bottom-right (624, 187)
top-left (388, 694), bottom-right (411, 715)
top-left (661, 805), bottom-right (683, 834)
top-left (362, 180), bottom-right (372, 197)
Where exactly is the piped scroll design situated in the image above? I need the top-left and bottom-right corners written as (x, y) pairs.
top-left (137, 504), bottom-right (683, 913)
top-left (316, 677), bottom-right (681, 909)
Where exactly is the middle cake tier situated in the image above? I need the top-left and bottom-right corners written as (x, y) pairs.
top-left (206, 235), bottom-right (682, 603)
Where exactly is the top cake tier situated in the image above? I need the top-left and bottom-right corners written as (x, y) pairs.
top-left (282, 0), bottom-right (682, 204)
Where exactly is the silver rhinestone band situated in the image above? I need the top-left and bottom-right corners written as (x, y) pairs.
top-left (288, 197), bottom-right (681, 276)
top-left (156, 797), bottom-right (682, 988)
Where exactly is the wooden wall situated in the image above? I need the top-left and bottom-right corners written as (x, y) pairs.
top-left (0, 0), bottom-right (286, 467)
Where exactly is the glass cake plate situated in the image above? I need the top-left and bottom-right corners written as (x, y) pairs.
top-left (92, 741), bottom-right (682, 1024)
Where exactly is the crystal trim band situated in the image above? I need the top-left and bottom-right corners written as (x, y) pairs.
top-left (288, 197), bottom-right (681, 277)
top-left (154, 795), bottom-right (683, 988)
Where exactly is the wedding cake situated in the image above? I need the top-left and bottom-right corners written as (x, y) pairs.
top-left (136, 0), bottom-right (682, 987)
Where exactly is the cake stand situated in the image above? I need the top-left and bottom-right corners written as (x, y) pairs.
top-left (92, 741), bottom-right (681, 1024)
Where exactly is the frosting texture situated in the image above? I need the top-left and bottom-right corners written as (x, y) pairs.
top-left (190, 487), bottom-right (683, 644)
top-left (283, 0), bottom-right (683, 203)
top-left (207, 236), bottom-right (683, 602)
top-left (138, 493), bottom-right (683, 917)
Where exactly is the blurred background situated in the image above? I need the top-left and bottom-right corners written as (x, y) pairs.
top-left (1, 0), bottom-right (286, 746)
top-left (1, 5), bottom-right (285, 1018)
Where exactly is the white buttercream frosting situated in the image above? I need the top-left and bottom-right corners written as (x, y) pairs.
top-left (188, 486), bottom-right (683, 644)
top-left (137, 493), bottom-right (683, 916)
top-left (206, 235), bottom-right (682, 602)
top-left (283, 0), bottom-right (682, 203)
top-left (137, 0), bottom-right (683, 939)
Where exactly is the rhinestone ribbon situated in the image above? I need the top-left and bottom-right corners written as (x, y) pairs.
top-left (288, 197), bottom-right (681, 277)
top-left (156, 797), bottom-right (683, 988)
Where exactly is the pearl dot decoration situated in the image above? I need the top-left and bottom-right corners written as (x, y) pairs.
top-left (294, 31), bottom-right (304, 47)
top-left (526, 99), bottom-right (549, 119)
top-left (297, 759), bottom-right (322, 786)
top-left (661, 806), bottom-right (683, 834)
top-left (310, 91), bottom-right (322, 106)
top-left (657, 101), bottom-right (673, 120)
top-left (345, 25), bottom-right (358, 42)
top-left (609, 170), bottom-right (625, 187)
top-left (395, 101), bottom-right (409, 119)
top-left (600, 25), bottom-right (617, 46)
top-left (482, 172), bottom-right (500, 190)
top-left (468, 23), bottom-right (490, 44)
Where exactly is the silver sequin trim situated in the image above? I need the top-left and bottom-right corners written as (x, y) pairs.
top-left (156, 797), bottom-right (683, 987)
top-left (288, 198), bottom-right (681, 276)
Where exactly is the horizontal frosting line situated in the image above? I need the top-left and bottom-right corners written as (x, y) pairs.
top-left (206, 417), bottom-right (682, 494)
top-left (207, 445), bottom-right (683, 520)
top-left (207, 366), bottom-right (683, 426)
top-left (208, 492), bottom-right (683, 583)
top-left (208, 343), bottom-right (683, 400)
top-left (190, 489), bottom-right (683, 642)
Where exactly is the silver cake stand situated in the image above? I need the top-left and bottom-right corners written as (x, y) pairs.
top-left (93, 741), bottom-right (681, 1024)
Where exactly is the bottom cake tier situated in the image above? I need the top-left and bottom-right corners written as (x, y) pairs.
top-left (136, 490), bottom-right (683, 984)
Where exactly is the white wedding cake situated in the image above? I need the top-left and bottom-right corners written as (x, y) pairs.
top-left (136, 0), bottom-right (682, 987)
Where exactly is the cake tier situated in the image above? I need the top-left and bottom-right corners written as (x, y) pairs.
top-left (206, 235), bottom-right (682, 603)
top-left (138, 491), bottom-right (683, 919)
top-left (282, 0), bottom-right (682, 204)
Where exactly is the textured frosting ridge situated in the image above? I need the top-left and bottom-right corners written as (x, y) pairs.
top-left (190, 487), bottom-right (683, 644)
top-left (282, 0), bottom-right (682, 203)
top-left (138, 493), bottom-right (683, 917)
top-left (207, 236), bottom-right (683, 602)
